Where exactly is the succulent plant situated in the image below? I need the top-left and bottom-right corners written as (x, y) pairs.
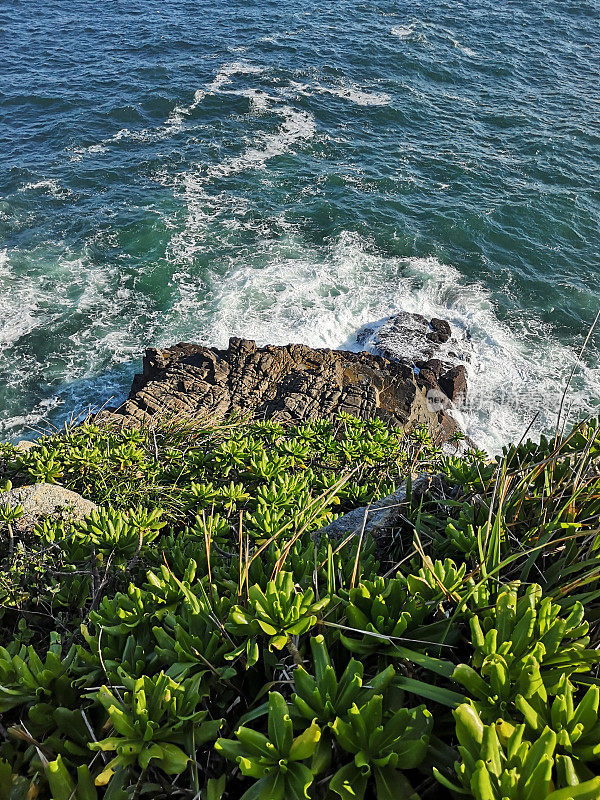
top-left (45, 755), bottom-right (102, 800)
top-left (75, 506), bottom-right (164, 561)
top-left (516, 675), bottom-right (600, 766)
top-left (339, 576), bottom-right (447, 656)
top-left (403, 557), bottom-right (470, 603)
top-left (330, 695), bottom-right (432, 800)
top-left (90, 672), bottom-right (222, 786)
top-left (434, 703), bottom-right (600, 800)
top-left (215, 691), bottom-right (321, 800)
top-left (452, 585), bottom-right (600, 721)
top-left (291, 634), bottom-right (395, 728)
top-left (2, 412), bottom-right (598, 799)
top-left (0, 639), bottom-right (77, 713)
top-left (226, 571), bottom-right (329, 666)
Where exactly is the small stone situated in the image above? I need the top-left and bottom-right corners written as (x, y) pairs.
top-left (14, 440), bottom-right (37, 453)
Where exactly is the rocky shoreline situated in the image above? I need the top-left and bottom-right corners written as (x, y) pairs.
top-left (96, 313), bottom-right (469, 444)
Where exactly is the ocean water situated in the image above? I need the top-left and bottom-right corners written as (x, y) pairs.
top-left (1, 0), bottom-right (599, 453)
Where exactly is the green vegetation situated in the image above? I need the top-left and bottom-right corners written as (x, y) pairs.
top-left (0, 412), bottom-right (599, 799)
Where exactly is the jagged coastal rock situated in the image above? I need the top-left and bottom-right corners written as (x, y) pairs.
top-left (98, 324), bottom-right (467, 442)
top-left (359, 311), bottom-right (469, 406)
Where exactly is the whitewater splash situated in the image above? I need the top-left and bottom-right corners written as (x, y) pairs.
top-left (0, 249), bottom-right (41, 349)
top-left (150, 65), bottom-right (600, 454)
top-left (1, 227), bottom-right (598, 453)
top-left (154, 232), bottom-right (600, 455)
top-left (17, 180), bottom-right (73, 199)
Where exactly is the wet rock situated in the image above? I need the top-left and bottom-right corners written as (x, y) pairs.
top-left (415, 358), bottom-right (447, 379)
top-left (427, 318), bottom-right (452, 344)
top-left (374, 312), bottom-right (467, 365)
top-left (355, 326), bottom-right (375, 346)
top-left (371, 312), bottom-right (470, 408)
top-left (97, 337), bottom-right (463, 442)
top-left (0, 483), bottom-right (97, 536)
top-left (439, 365), bottom-right (468, 404)
top-left (375, 312), bottom-right (432, 362)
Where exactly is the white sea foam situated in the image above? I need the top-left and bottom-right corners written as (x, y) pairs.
top-left (207, 61), bottom-right (264, 93)
top-left (70, 61), bottom-right (267, 157)
top-left (240, 88), bottom-right (272, 113)
top-left (158, 232), bottom-right (600, 454)
top-left (450, 37), bottom-right (478, 58)
top-left (71, 61), bottom-right (384, 162)
top-left (165, 63), bottom-right (268, 132)
top-left (163, 81), bottom-right (317, 264)
top-left (391, 25), bottom-right (415, 40)
top-left (207, 107), bottom-right (316, 178)
top-left (17, 179), bottom-right (72, 199)
top-left (34, 62), bottom-right (599, 454)
top-left (3, 226), bottom-right (598, 453)
top-left (287, 80), bottom-right (391, 107)
top-left (68, 143), bottom-right (110, 161)
top-left (0, 240), bottom-right (155, 438)
top-left (0, 249), bottom-right (43, 349)
top-left (164, 88), bottom-right (209, 132)
top-left (112, 128), bottom-right (152, 142)
top-left (317, 85), bottom-right (391, 107)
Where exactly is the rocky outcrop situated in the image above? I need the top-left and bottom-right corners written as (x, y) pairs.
top-left (0, 483), bottom-right (97, 536)
top-left (97, 336), bottom-right (464, 442)
top-left (359, 312), bottom-right (469, 406)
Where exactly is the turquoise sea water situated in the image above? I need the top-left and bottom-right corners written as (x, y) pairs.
top-left (1, 0), bottom-right (599, 452)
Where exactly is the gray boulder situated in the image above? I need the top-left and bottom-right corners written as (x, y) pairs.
top-left (314, 473), bottom-right (438, 546)
top-left (0, 483), bottom-right (97, 536)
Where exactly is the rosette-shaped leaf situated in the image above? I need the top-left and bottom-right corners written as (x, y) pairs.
top-left (452, 585), bottom-right (600, 721)
top-left (0, 640), bottom-right (76, 712)
top-left (215, 691), bottom-right (320, 800)
top-left (434, 703), bottom-right (600, 799)
top-left (292, 634), bottom-right (394, 727)
top-left (516, 674), bottom-right (600, 767)
top-left (226, 572), bottom-right (329, 667)
top-left (339, 576), bottom-right (446, 656)
top-left (330, 695), bottom-right (432, 800)
top-left (90, 672), bottom-right (221, 786)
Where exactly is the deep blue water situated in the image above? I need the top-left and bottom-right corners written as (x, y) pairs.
top-left (1, 0), bottom-right (599, 451)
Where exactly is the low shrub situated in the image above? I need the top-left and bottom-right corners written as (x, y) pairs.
top-left (0, 412), bottom-right (598, 799)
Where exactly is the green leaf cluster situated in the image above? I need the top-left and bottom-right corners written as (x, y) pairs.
top-left (0, 413), bottom-right (599, 799)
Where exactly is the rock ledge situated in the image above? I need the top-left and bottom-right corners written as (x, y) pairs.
top-left (98, 336), bottom-right (464, 442)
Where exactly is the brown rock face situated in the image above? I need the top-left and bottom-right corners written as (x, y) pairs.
top-left (98, 337), bottom-right (463, 441)
top-left (438, 365), bottom-right (468, 405)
